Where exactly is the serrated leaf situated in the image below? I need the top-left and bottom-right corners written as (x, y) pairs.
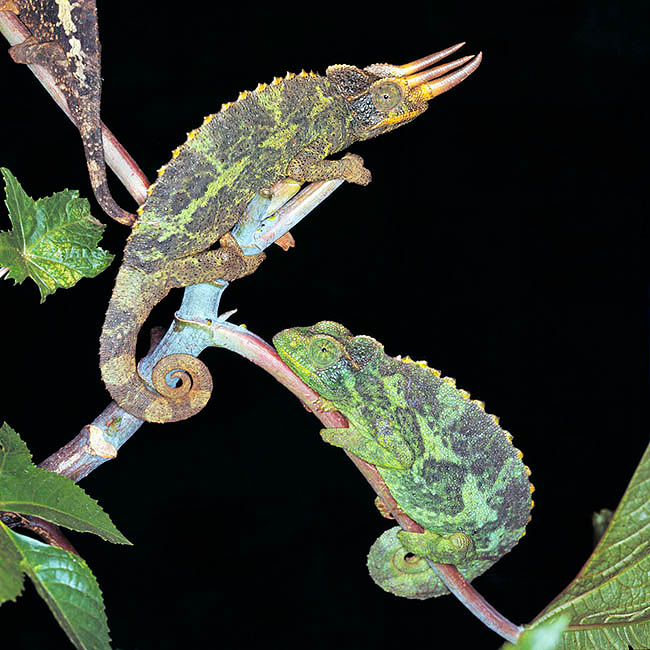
top-left (0, 519), bottom-right (25, 604)
top-left (0, 167), bottom-right (113, 302)
top-left (529, 441), bottom-right (650, 649)
top-left (0, 523), bottom-right (111, 650)
top-left (0, 422), bottom-right (130, 545)
top-left (502, 615), bottom-right (570, 649)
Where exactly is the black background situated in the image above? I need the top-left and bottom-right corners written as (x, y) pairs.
top-left (0, 1), bottom-right (646, 648)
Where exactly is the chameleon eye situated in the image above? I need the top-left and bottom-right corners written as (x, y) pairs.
top-left (309, 336), bottom-right (343, 369)
top-left (371, 81), bottom-right (404, 111)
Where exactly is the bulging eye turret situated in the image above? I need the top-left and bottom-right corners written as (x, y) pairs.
top-left (309, 335), bottom-right (344, 369)
top-left (370, 80), bottom-right (405, 111)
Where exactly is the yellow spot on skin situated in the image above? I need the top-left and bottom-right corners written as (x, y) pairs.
top-left (157, 164), bottom-right (168, 177)
top-left (136, 205), bottom-right (144, 215)
top-left (285, 72), bottom-right (295, 80)
top-left (187, 128), bottom-right (199, 140)
top-left (530, 500), bottom-right (535, 510)
top-left (255, 82), bottom-right (268, 92)
top-left (530, 483), bottom-right (536, 493)
top-left (189, 389), bottom-right (211, 409)
top-left (459, 389), bottom-right (471, 399)
top-left (489, 413), bottom-right (500, 425)
top-left (172, 146), bottom-right (181, 159)
top-left (145, 399), bottom-right (173, 422)
top-left (57, 0), bottom-right (78, 34)
top-left (221, 101), bottom-right (232, 111)
top-left (101, 354), bottom-right (133, 386)
top-left (443, 376), bottom-right (456, 387)
top-left (271, 76), bottom-right (282, 85)
top-left (202, 113), bottom-right (215, 124)
top-left (238, 90), bottom-right (250, 101)
top-left (299, 69), bottom-right (308, 77)
top-left (525, 465), bottom-right (532, 476)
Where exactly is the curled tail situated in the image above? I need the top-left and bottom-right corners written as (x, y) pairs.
top-left (366, 527), bottom-right (491, 600)
top-left (99, 264), bottom-right (212, 423)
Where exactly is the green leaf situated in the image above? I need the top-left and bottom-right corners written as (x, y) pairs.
top-left (528, 441), bottom-right (650, 649)
top-left (503, 615), bottom-right (570, 649)
top-left (0, 523), bottom-right (111, 650)
top-left (0, 518), bottom-right (25, 604)
top-left (0, 167), bottom-right (113, 302)
top-left (0, 422), bottom-right (130, 545)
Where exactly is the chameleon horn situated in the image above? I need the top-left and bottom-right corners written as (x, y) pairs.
top-left (364, 42), bottom-right (467, 77)
top-left (404, 55), bottom-right (476, 89)
top-left (409, 52), bottom-right (483, 100)
top-left (395, 42), bottom-right (467, 76)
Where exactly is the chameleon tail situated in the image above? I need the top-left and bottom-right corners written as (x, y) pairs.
top-left (366, 527), bottom-right (491, 599)
top-left (99, 264), bottom-right (212, 423)
top-left (78, 114), bottom-right (137, 226)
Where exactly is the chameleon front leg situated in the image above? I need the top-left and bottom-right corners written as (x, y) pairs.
top-left (320, 426), bottom-right (414, 469)
top-left (288, 139), bottom-right (372, 186)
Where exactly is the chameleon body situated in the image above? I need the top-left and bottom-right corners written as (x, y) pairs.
top-left (273, 322), bottom-right (533, 599)
top-left (100, 45), bottom-right (482, 423)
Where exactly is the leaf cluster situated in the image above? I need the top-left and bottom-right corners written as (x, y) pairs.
top-left (0, 422), bottom-right (129, 649)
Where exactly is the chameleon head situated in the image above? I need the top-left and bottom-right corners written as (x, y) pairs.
top-left (273, 321), bottom-right (383, 400)
top-left (326, 43), bottom-right (482, 141)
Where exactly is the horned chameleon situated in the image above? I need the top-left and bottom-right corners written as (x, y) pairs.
top-left (273, 321), bottom-right (534, 599)
top-left (99, 44), bottom-right (482, 423)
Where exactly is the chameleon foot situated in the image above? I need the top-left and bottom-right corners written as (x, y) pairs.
top-left (397, 528), bottom-right (476, 565)
top-left (340, 153), bottom-right (371, 185)
top-left (375, 496), bottom-right (395, 519)
top-left (217, 232), bottom-right (266, 278)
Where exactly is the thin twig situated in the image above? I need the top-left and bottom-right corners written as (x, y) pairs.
top-left (0, 512), bottom-right (78, 554)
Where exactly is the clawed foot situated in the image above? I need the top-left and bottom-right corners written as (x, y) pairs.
top-left (218, 232), bottom-right (265, 278)
top-left (397, 529), bottom-right (476, 565)
top-left (341, 153), bottom-right (372, 186)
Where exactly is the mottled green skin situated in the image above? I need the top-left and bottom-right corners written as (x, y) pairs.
top-left (100, 62), bottom-right (430, 423)
top-left (273, 322), bottom-right (533, 599)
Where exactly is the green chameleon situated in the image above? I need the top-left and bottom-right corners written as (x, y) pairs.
top-left (99, 44), bottom-right (481, 423)
top-left (273, 321), bottom-right (534, 599)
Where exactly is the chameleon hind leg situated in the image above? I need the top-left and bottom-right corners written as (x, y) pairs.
top-left (165, 233), bottom-right (264, 289)
top-left (396, 528), bottom-right (475, 565)
top-left (370, 497), bottom-right (475, 566)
